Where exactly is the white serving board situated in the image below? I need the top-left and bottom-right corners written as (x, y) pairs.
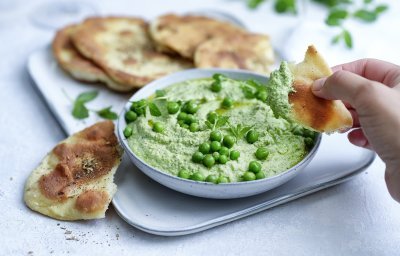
top-left (28, 47), bottom-right (375, 236)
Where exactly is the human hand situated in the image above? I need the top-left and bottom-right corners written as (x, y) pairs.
top-left (312, 59), bottom-right (400, 202)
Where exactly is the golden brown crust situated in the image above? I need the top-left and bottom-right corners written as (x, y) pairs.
top-left (72, 16), bottom-right (192, 88)
top-left (150, 14), bottom-right (247, 59)
top-left (24, 121), bottom-right (123, 220)
top-left (194, 33), bottom-right (274, 74)
top-left (289, 45), bottom-right (353, 132)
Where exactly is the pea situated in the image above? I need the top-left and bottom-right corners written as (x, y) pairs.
top-left (255, 171), bottom-right (266, 180)
top-left (181, 101), bottom-right (189, 113)
top-left (189, 122), bottom-right (199, 132)
top-left (219, 147), bottom-right (229, 156)
top-left (210, 131), bottom-right (222, 142)
top-left (167, 101), bottom-right (180, 114)
top-left (242, 171), bottom-right (256, 181)
top-left (210, 81), bottom-right (222, 92)
top-left (181, 123), bottom-right (189, 129)
top-left (248, 161), bottom-right (262, 173)
top-left (178, 120), bottom-right (185, 126)
top-left (178, 170), bottom-right (191, 179)
top-left (203, 154), bottom-right (215, 168)
top-left (185, 114), bottom-right (196, 124)
top-left (223, 135), bottom-right (236, 148)
top-left (255, 147), bottom-right (269, 160)
top-left (246, 130), bottom-right (259, 144)
top-left (153, 122), bottom-right (165, 133)
top-left (199, 142), bottom-right (211, 154)
top-left (256, 90), bottom-right (267, 102)
top-left (124, 111), bottom-right (137, 123)
top-left (212, 152), bottom-right (220, 161)
top-left (190, 172), bottom-right (205, 181)
top-left (212, 73), bottom-right (225, 81)
top-left (177, 112), bottom-right (187, 121)
top-left (218, 155), bottom-right (228, 164)
top-left (221, 97), bottom-right (233, 109)
top-left (206, 174), bottom-right (219, 184)
top-left (207, 112), bottom-right (218, 123)
top-left (192, 152), bottom-right (204, 163)
top-left (187, 101), bottom-right (199, 114)
top-left (230, 150), bottom-right (240, 160)
top-left (217, 176), bottom-right (229, 184)
top-left (210, 141), bottom-right (222, 152)
top-left (123, 126), bottom-right (133, 138)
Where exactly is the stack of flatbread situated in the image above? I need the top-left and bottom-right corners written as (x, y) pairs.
top-left (52, 14), bottom-right (275, 92)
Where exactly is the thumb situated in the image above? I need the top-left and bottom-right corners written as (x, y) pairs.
top-left (312, 70), bottom-right (377, 108)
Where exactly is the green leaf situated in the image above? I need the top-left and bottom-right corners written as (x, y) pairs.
top-left (149, 102), bottom-right (162, 116)
top-left (343, 29), bottom-right (353, 48)
top-left (375, 5), bottom-right (388, 14)
top-left (72, 101), bottom-right (89, 119)
top-left (274, 0), bottom-right (297, 14)
top-left (325, 9), bottom-right (348, 26)
top-left (216, 116), bottom-right (229, 128)
top-left (97, 106), bottom-right (118, 120)
top-left (331, 33), bottom-right (342, 44)
top-left (354, 9), bottom-right (377, 22)
top-left (364, 0), bottom-right (373, 4)
top-left (247, 0), bottom-right (265, 9)
top-left (76, 91), bottom-right (98, 103)
top-left (239, 126), bottom-right (253, 138)
top-left (205, 120), bottom-right (213, 129)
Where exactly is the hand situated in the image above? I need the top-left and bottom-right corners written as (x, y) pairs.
top-left (312, 59), bottom-right (400, 202)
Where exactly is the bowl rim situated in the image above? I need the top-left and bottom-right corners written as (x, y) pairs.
top-left (117, 68), bottom-right (322, 187)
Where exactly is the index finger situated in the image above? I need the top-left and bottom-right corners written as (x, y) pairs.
top-left (332, 59), bottom-right (400, 87)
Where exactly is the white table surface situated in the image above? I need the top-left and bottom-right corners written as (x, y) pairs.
top-left (1, 0), bottom-right (400, 255)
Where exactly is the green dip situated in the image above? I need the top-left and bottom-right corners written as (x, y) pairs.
top-left (125, 74), bottom-right (316, 183)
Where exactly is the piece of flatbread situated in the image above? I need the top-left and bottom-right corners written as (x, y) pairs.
top-left (24, 121), bottom-right (123, 220)
top-left (150, 14), bottom-right (247, 59)
top-left (288, 45), bottom-right (353, 133)
top-left (72, 16), bottom-right (193, 88)
top-left (194, 33), bottom-right (274, 74)
top-left (52, 25), bottom-right (131, 92)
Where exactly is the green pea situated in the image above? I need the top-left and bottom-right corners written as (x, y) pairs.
top-left (192, 152), bottom-right (204, 163)
top-left (210, 81), bottom-right (222, 92)
top-left (178, 170), bottom-right (191, 179)
top-left (206, 174), bottom-right (219, 184)
top-left (219, 147), bottom-right (229, 156)
top-left (255, 147), bottom-right (269, 160)
top-left (187, 101), bottom-right (199, 114)
top-left (190, 172), bottom-right (205, 181)
top-left (177, 112), bottom-right (187, 121)
top-left (221, 97), bottom-right (233, 109)
top-left (255, 171), bottom-right (266, 180)
top-left (218, 155), bottom-right (228, 164)
top-left (256, 90), bottom-right (267, 102)
top-left (230, 150), bottom-right (240, 160)
top-left (223, 135), bottom-right (236, 148)
top-left (123, 126), bottom-right (133, 138)
top-left (212, 152), bottom-right (220, 161)
top-left (246, 130), bottom-right (259, 144)
top-left (167, 101), bottom-right (180, 114)
top-left (242, 171), bottom-right (256, 181)
top-left (207, 112), bottom-right (218, 123)
top-left (124, 111), bottom-right (137, 123)
top-left (153, 122), bottom-right (165, 133)
top-left (178, 120), bottom-right (185, 126)
top-left (248, 161), bottom-right (262, 173)
top-left (181, 123), bottom-right (189, 129)
top-left (212, 73), bottom-right (225, 81)
top-left (210, 141), bottom-right (222, 152)
top-left (210, 131), bottom-right (222, 142)
top-left (217, 176), bottom-right (229, 184)
top-left (189, 122), bottom-right (199, 132)
top-left (203, 154), bottom-right (215, 168)
top-left (199, 142), bottom-right (211, 154)
top-left (185, 114), bottom-right (196, 124)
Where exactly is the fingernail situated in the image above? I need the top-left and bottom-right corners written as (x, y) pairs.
top-left (312, 78), bottom-right (325, 91)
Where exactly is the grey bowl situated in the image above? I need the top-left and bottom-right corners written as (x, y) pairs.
top-left (117, 68), bottom-right (321, 199)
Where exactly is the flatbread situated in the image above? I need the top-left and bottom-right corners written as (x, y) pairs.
top-left (194, 33), bottom-right (274, 74)
top-left (52, 25), bottom-right (131, 92)
top-left (24, 121), bottom-right (123, 220)
top-left (72, 17), bottom-right (193, 88)
top-left (288, 45), bottom-right (353, 133)
top-left (150, 14), bottom-right (247, 59)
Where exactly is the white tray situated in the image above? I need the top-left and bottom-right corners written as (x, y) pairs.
top-left (28, 47), bottom-right (375, 236)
